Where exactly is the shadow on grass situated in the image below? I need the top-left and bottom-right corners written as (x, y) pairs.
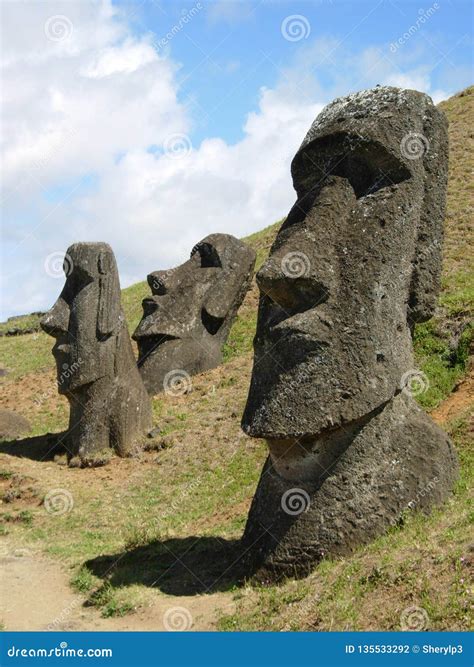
top-left (0, 432), bottom-right (67, 461)
top-left (84, 536), bottom-right (246, 596)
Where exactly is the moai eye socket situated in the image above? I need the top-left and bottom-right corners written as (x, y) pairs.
top-left (64, 265), bottom-right (94, 299)
top-left (201, 308), bottom-right (225, 335)
top-left (191, 242), bottom-right (222, 268)
top-left (292, 132), bottom-right (411, 201)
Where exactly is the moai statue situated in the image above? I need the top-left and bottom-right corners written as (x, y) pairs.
top-left (241, 87), bottom-right (458, 579)
top-left (41, 243), bottom-right (152, 467)
top-left (133, 234), bottom-right (256, 395)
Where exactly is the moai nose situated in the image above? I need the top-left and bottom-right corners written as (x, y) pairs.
top-left (147, 271), bottom-right (168, 295)
top-left (40, 297), bottom-right (69, 337)
top-left (256, 258), bottom-right (286, 297)
top-left (141, 296), bottom-right (159, 317)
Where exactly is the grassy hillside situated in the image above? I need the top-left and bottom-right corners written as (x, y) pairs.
top-left (0, 88), bottom-right (472, 631)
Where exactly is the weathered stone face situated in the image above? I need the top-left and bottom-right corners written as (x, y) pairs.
top-left (242, 86), bottom-right (448, 439)
top-left (41, 243), bottom-right (151, 466)
top-left (133, 234), bottom-right (256, 395)
top-left (41, 244), bottom-right (120, 393)
top-left (240, 87), bottom-right (457, 579)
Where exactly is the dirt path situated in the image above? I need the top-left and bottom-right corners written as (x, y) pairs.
top-left (430, 370), bottom-right (473, 425)
top-left (0, 541), bottom-right (234, 631)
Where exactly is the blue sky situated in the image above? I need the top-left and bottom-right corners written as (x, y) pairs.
top-left (1, 0), bottom-right (473, 319)
top-left (120, 0), bottom-right (473, 143)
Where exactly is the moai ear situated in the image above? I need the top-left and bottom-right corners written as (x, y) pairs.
top-left (97, 250), bottom-right (121, 338)
top-left (408, 106), bottom-right (449, 325)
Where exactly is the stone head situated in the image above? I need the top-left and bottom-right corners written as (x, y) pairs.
top-left (41, 242), bottom-right (122, 393)
top-left (242, 87), bottom-right (448, 440)
top-left (133, 233), bottom-right (256, 393)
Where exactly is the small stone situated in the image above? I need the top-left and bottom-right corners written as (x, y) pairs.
top-left (0, 409), bottom-right (31, 440)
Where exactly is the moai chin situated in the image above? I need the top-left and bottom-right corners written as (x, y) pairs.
top-left (240, 86), bottom-right (458, 580)
top-left (133, 234), bottom-right (256, 395)
top-left (41, 242), bottom-right (152, 467)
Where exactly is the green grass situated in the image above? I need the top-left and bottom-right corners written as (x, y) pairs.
top-left (0, 333), bottom-right (52, 380)
top-left (413, 319), bottom-right (472, 410)
top-left (440, 270), bottom-right (474, 316)
top-left (120, 280), bottom-right (149, 334)
top-left (243, 220), bottom-right (281, 270)
top-left (223, 309), bottom-right (257, 362)
top-left (0, 313), bottom-right (43, 336)
top-left (70, 566), bottom-right (97, 594)
top-left (217, 414), bottom-right (473, 632)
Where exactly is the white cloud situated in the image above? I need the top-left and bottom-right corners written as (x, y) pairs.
top-left (206, 0), bottom-right (256, 25)
top-left (0, 1), bottom-right (452, 320)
